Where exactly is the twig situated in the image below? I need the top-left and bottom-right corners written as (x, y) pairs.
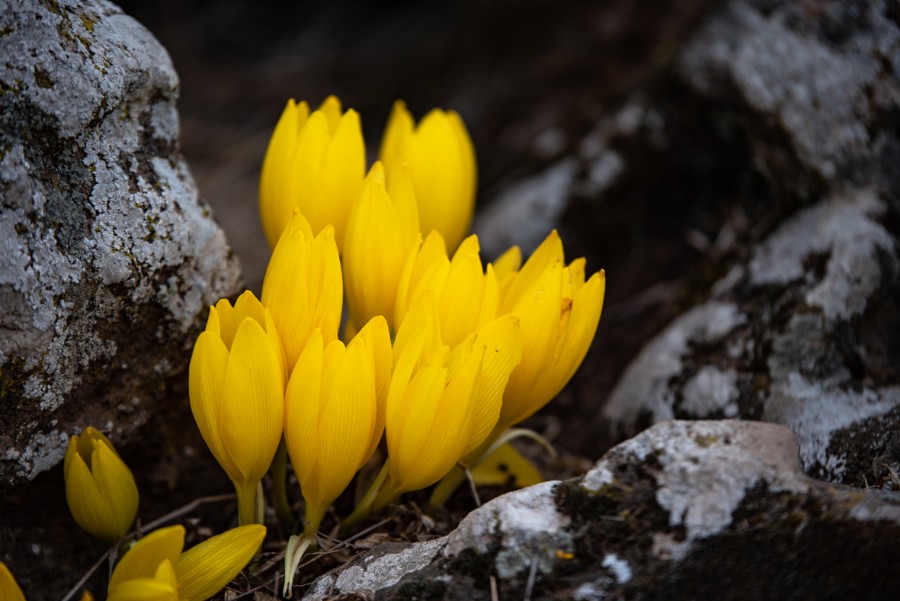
top-left (60, 548), bottom-right (112, 601)
top-left (490, 575), bottom-right (499, 601)
top-left (463, 465), bottom-right (481, 508)
top-left (523, 556), bottom-right (538, 601)
top-left (136, 493), bottom-right (236, 535)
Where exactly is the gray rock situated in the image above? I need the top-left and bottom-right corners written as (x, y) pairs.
top-left (302, 421), bottom-right (900, 600)
top-left (0, 0), bottom-right (240, 486)
top-left (601, 0), bottom-right (900, 488)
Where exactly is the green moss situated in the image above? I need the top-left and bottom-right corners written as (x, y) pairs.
top-left (79, 14), bottom-right (95, 33)
top-left (694, 434), bottom-right (719, 447)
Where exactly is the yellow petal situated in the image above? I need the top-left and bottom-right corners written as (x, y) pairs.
top-left (438, 235), bottom-right (490, 347)
top-left (107, 579), bottom-right (178, 601)
top-left (343, 162), bottom-right (420, 330)
top-left (491, 245), bottom-right (522, 299)
top-left (262, 213), bottom-right (341, 368)
top-left (219, 318), bottom-right (284, 485)
top-left (448, 110), bottom-right (477, 211)
top-left (0, 562), bottom-right (26, 601)
top-left (406, 109), bottom-right (475, 251)
top-left (175, 525), bottom-right (266, 601)
top-left (471, 443), bottom-right (542, 488)
top-left (65, 442), bottom-right (119, 542)
top-left (395, 231), bottom-right (450, 329)
top-left (90, 441), bottom-right (139, 540)
top-left (532, 269), bottom-right (605, 412)
top-left (310, 340), bottom-right (376, 514)
top-left (354, 316), bottom-right (393, 459)
top-left (109, 525), bottom-right (185, 588)
top-left (284, 329), bottom-right (324, 486)
top-left (501, 230), bottom-right (563, 313)
top-left (462, 314), bottom-right (522, 455)
top-left (259, 99), bottom-right (309, 248)
top-left (378, 100), bottom-right (414, 168)
top-left (189, 331), bottom-right (241, 482)
top-left (316, 95), bottom-right (343, 134)
top-left (308, 109), bottom-right (365, 248)
top-left (500, 258), bottom-right (563, 427)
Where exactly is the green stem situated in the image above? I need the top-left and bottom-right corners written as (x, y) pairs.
top-left (271, 438), bottom-right (294, 532)
top-left (428, 465), bottom-right (468, 507)
top-left (341, 461), bottom-right (390, 531)
top-left (235, 481), bottom-right (258, 526)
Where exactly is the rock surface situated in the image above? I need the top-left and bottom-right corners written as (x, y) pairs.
top-left (0, 0), bottom-right (240, 487)
top-left (592, 0), bottom-right (900, 487)
top-left (302, 421), bottom-right (900, 600)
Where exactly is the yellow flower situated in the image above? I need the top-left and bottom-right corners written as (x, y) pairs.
top-left (284, 317), bottom-right (392, 532)
top-left (107, 524), bottom-right (265, 601)
top-left (64, 427), bottom-right (139, 543)
top-left (379, 101), bottom-right (477, 252)
top-left (493, 231), bottom-right (605, 429)
top-left (342, 162), bottom-right (420, 331)
top-left (395, 231), bottom-right (499, 347)
top-left (380, 293), bottom-right (522, 499)
top-left (259, 96), bottom-right (365, 249)
top-left (0, 561), bottom-right (26, 601)
top-left (189, 291), bottom-right (285, 525)
top-left (261, 212), bottom-right (343, 370)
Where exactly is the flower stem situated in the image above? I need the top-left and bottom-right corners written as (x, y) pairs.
top-left (341, 461), bottom-right (390, 531)
top-left (235, 481), bottom-right (258, 526)
top-left (271, 438), bottom-right (294, 532)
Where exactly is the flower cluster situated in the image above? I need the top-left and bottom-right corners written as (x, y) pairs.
top-left (190, 96), bottom-right (606, 546)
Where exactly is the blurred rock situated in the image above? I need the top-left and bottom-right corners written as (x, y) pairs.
top-left (0, 0), bottom-right (240, 487)
top-left (304, 421), bottom-right (900, 600)
top-left (599, 0), bottom-right (900, 487)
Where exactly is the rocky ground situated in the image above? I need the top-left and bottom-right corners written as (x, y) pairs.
top-left (1, 0), bottom-right (898, 599)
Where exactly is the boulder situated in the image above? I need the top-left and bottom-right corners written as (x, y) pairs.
top-left (0, 0), bottom-right (240, 487)
top-left (595, 0), bottom-right (900, 487)
top-left (303, 421), bottom-right (900, 600)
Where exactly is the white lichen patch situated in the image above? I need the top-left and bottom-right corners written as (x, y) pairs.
top-left (324, 539), bottom-right (444, 597)
top-left (749, 188), bottom-right (895, 320)
top-left (445, 481), bottom-right (571, 580)
top-left (601, 553), bottom-right (632, 584)
top-left (764, 375), bottom-right (900, 479)
top-left (603, 302), bottom-right (746, 430)
top-left (681, 366), bottom-right (740, 418)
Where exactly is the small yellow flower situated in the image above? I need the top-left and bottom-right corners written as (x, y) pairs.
top-left (381, 293), bottom-right (522, 498)
top-left (64, 427), bottom-right (139, 543)
top-left (189, 291), bottom-right (285, 525)
top-left (379, 100), bottom-right (477, 252)
top-left (107, 524), bottom-right (265, 601)
top-left (395, 231), bottom-right (499, 347)
top-left (261, 212), bottom-right (343, 370)
top-left (284, 316), bottom-right (392, 532)
top-left (259, 96), bottom-right (365, 249)
top-left (493, 231), bottom-right (605, 429)
top-left (0, 561), bottom-right (26, 601)
top-left (343, 162), bottom-right (420, 331)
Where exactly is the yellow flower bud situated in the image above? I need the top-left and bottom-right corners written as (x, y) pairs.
top-left (379, 101), bottom-right (477, 252)
top-left (395, 232), bottom-right (499, 347)
top-left (259, 96), bottom-right (365, 249)
top-left (0, 561), bottom-right (26, 601)
top-left (343, 162), bottom-right (420, 331)
top-left (64, 427), bottom-right (138, 543)
top-left (261, 212), bottom-right (343, 370)
top-left (493, 231), bottom-right (605, 429)
top-left (383, 293), bottom-right (522, 496)
top-left (284, 316), bottom-right (392, 531)
top-left (107, 524), bottom-right (265, 601)
top-left (189, 291), bottom-right (285, 524)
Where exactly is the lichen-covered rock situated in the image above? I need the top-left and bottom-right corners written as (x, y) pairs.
top-left (303, 421), bottom-right (900, 600)
top-left (0, 0), bottom-right (240, 486)
top-left (600, 0), bottom-right (900, 488)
